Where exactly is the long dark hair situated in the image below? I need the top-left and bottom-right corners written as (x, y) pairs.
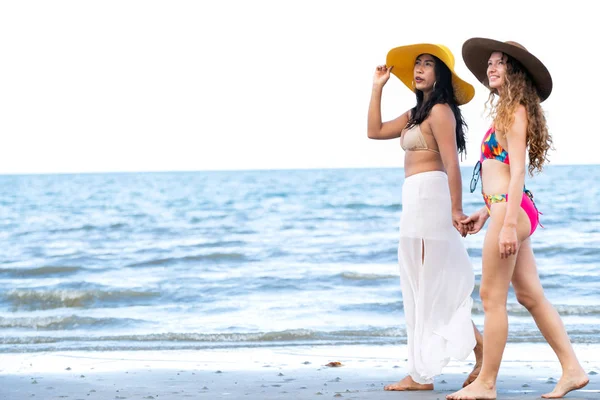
top-left (405, 54), bottom-right (468, 156)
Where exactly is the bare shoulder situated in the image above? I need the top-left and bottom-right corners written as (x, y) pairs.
top-left (427, 103), bottom-right (455, 134)
top-left (429, 103), bottom-right (453, 120)
top-left (514, 104), bottom-right (528, 122)
top-left (509, 104), bottom-right (528, 137)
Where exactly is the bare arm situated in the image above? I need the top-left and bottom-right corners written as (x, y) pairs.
top-left (367, 65), bottom-right (409, 140)
top-left (500, 105), bottom-right (528, 257)
top-left (429, 104), bottom-right (467, 235)
top-left (429, 104), bottom-right (463, 212)
top-left (504, 105), bottom-right (528, 227)
top-left (462, 206), bottom-right (490, 235)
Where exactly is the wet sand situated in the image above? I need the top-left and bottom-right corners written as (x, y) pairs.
top-left (1, 343), bottom-right (599, 399)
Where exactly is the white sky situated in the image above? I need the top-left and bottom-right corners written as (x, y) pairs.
top-left (0, 0), bottom-right (597, 174)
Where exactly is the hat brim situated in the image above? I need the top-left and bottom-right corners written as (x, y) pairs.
top-left (462, 38), bottom-right (552, 102)
top-left (386, 43), bottom-right (475, 106)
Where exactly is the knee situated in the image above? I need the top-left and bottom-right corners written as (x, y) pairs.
top-left (515, 289), bottom-right (543, 311)
top-left (479, 286), bottom-right (507, 312)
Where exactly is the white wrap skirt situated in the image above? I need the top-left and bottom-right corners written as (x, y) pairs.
top-left (398, 171), bottom-right (476, 384)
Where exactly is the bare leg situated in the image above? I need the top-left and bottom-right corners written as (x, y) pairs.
top-left (463, 322), bottom-right (484, 387)
top-left (512, 239), bottom-right (589, 398)
top-left (447, 204), bottom-right (529, 399)
top-left (384, 375), bottom-right (433, 391)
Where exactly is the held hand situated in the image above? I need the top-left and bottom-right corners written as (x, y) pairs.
top-left (460, 209), bottom-right (488, 235)
top-left (452, 211), bottom-right (469, 237)
top-left (373, 65), bottom-right (393, 87)
top-left (499, 225), bottom-right (519, 259)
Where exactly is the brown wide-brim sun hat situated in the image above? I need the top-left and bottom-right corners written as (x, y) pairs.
top-left (385, 43), bottom-right (475, 106)
top-left (462, 37), bottom-right (552, 102)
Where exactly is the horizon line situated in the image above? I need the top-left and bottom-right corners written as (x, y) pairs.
top-left (0, 163), bottom-right (597, 177)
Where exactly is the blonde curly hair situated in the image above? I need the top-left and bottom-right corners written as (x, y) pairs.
top-left (484, 54), bottom-right (553, 175)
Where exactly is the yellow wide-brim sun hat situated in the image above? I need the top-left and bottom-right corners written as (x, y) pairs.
top-left (385, 43), bottom-right (475, 106)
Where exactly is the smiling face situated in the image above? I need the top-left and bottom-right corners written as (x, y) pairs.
top-left (487, 51), bottom-right (507, 90)
top-left (413, 53), bottom-right (436, 93)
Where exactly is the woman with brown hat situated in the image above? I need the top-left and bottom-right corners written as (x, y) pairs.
top-left (446, 38), bottom-right (589, 400)
top-left (367, 44), bottom-right (483, 391)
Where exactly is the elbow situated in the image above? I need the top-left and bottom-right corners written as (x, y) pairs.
top-left (441, 156), bottom-right (459, 172)
top-left (512, 167), bottom-right (526, 179)
top-left (510, 168), bottom-right (526, 185)
top-left (367, 129), bottom-right (379, 140)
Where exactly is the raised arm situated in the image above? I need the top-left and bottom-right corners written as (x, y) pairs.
top-left (367, 65), bottom-right (409, 140)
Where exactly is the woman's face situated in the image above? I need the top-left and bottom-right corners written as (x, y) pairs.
top-left (487, 51), bottom-right (507, 90)
top-left (413, 53), bottom-right (436, 92)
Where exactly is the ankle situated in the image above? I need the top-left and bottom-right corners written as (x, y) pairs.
top-left (474, 347), bottom-right (483, 363)
top-left (475, 376), bottom-right (496, 390)
top-left (563, 364), bottom-right (586, 375)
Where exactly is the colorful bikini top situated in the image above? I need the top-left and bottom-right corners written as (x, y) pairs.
top-left (401, 124), bottom-right (440, 154)
top-left (480, 126), bottom-right (510, 165)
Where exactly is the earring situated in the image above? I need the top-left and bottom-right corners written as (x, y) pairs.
top-left (433, 81), bottom-right (437, 90)
top-left (411, 80), bottom-right (415, 89)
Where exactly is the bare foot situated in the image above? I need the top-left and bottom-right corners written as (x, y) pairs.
top-left (541, 370), bottom-right (589, 398)
top-left (446, 379), bottom-right (496, 399)
top-left (462, 362), bottom-right (482, 387)
top-left (384, 375), bottom-right (433, 391)
top-left (463, 326), bottom-right (484, 387)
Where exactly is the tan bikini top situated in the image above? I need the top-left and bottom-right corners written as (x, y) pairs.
top-left (400, 124), bottom-right (440, 154)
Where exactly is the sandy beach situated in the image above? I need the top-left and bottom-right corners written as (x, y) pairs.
top-left (1, 343), bottom-right (599, 399)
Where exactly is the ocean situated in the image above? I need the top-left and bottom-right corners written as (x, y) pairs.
top-left (1, 166), bottom-right (599, 353)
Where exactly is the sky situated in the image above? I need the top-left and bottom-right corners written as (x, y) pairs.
top-left (0, 0), bottom-right (597, 174)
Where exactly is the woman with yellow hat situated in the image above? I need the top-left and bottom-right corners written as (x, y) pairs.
top-left (367, 44), bottom-right (482, 391)
top-left (446, 38), bottom-right (589, 400)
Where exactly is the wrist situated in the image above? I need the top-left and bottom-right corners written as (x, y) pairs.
top-left (503, 221), bottom-right (517, 229)
top-left (372, 84), bottom-right (384, 91)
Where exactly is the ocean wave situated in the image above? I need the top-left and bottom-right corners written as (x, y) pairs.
top-left (254, 281), bottom-right (303, 291)
top-left (2, 326), bottom-right (600, 353)
top-left (538, 272), bottom-right (600, 282)
top-left (332, 249), bottom-right (399, 264)
top-left (0, 328), bottom-right (405, 345)
top-left (185, 240), bottom-right (246, 249)
top-left (472, 281), bottom-right (564, 293)
top-left (126, 252), bottom-right (248, 267)
top-left (189, 214), bottom-right (228, 224)
top-left (0, 315), bottom-right (145, 330)
top-left (47, 223), bottom-right (128, 234)
top-left (337, 203), bottom-right (402, 211)
top-left (535, 245), bottom-right (600, 258)
top-left (0, 265), bottom-right (83, 277)
top-left (338, 272), bottom-right (398, 281)
top-left (472, 302), bottom-right (600, 316)
top-left (505, 328), bottom-right (600, 343)
top-left (3, 289), bottom-right (161, 310)
top-left (339, 301), bottom-right (403, 313)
